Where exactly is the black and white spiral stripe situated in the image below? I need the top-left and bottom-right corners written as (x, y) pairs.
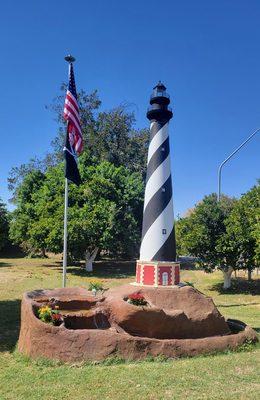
top-left (140, 120), bottom-right (176, 261)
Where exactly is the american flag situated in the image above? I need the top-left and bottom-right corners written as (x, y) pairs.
top-left (63, 62), bottom-right (83, 155)
top-left (63, 61), bottom-right (82, 185)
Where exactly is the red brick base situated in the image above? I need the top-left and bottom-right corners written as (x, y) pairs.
top-left (135, 261), bottom-right (180, 287)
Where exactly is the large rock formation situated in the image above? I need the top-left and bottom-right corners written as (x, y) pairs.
top-left (105, 285), bottom-right (230, 339)
top-left (18, 285), bottom-right (258, 362)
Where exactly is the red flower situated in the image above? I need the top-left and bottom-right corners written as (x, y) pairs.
top-left (51, 313), bottom-right (62, 321)
top-left (50, 312), bottom-right (63, 326)
top-left (128, 293), bottom-right (144, 300)
top-left (127, 293), bottom-right (147, 306)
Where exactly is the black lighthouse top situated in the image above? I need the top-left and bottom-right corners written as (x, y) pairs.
top-left (147, 81), bottom-right (173, 123)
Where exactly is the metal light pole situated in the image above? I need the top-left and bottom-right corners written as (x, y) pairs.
top-left (217, 127), bottom-right (260, 201)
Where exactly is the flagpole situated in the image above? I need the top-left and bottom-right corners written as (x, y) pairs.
top-left (62, 177), bottom-right (68, 287)
top-left (62, 54), bottom-right (76, 288)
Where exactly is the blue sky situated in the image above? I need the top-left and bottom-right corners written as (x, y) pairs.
top-left (0, 0), bottom-right (259, 216)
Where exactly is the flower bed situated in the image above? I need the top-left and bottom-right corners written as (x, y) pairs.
top-left (37, 304), bottom-right (63, 326)
top-left (126, 293), bottom-right (148, 306)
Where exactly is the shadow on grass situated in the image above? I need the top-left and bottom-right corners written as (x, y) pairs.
top-left (219, 302), bottom-right (260, 308)
top-left (0, 247), bottom-right (25, 259)
top-left (0, 299), bottom-right (21, 352)
top-left (41, 262), bottom-right (63, 269)
top-left (0, 262), bottom-right (12, 268)
top-left (66, 260), bottom-right (136, 279)
top-left (210, 278), bottom-right (260, 295)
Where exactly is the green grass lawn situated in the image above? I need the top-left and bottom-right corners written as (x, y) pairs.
top-left (0, 257), bottom-right (259, 400)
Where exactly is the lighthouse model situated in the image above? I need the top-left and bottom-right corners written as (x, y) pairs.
top-left (135, 82), bottom-right (180, 287)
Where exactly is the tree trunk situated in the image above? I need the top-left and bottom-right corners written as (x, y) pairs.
top-left (223, 267), bottom-right (233, 289)
top-left (85, 248), bottom-right (99, 272)
top-left (248, 268), bottom-right (252, 281)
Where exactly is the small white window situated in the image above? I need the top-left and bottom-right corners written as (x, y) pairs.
top-left (162, 272), bottom-right (168, 286)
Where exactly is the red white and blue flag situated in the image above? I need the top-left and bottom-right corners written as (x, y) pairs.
top-left (63, 62), bottom-right (83, 185)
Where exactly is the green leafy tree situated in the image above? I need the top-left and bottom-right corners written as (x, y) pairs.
top-left (8, 158), bottom-right (45, 203)
top-left (0, 199), bottom-right (9, 252)
top-left (9, 88), bottom-right (149, 203)
top-left (176, 194), bottom-right (237, 288)
top-left (48, 84), bottom-right (101, 161)
top-left (9, 85), bottom-right (149, 265)
top-left (9, 170), bottom-right (46, 256)
top-left (94, 107), bottom-right (149, 178)
top-left (10, 160), bottom-right (144, 269)
top-left (222, 183), bottom-right (260, 280)
top-left (48, 86), bottom-right (149, 176)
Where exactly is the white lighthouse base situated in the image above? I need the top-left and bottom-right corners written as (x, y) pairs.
top-left (135, 260), bottom-right (180, 287)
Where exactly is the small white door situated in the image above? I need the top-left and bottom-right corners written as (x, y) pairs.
top-left (162, 272), bottom-right (169, 286)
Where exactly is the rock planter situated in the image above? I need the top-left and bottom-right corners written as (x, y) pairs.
top-left (18, 285), bottom-right (258, 362)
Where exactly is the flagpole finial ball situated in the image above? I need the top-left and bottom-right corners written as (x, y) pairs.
top-left (64, 55), bottom-right (76, 63)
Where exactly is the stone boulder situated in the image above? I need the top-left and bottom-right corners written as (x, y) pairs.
top-left (105, 284), bottom-right (230, 339)
top-left (17, 285), bottom-right (258, 362)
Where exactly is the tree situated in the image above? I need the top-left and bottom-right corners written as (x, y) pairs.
top-left (10, 160), bottom-right (144, 269)
top-left (176, 194), bottom-right (237, 288)
top-left (9, 88), bottom-right (149, 204)
top-left (9, 170), bottom-right (46, 256)
top-left (94, 107), bottom-right (149, 178)
top-left (8, 85), bottom-right (149, 266)
top-left (8, 87), bottom-right (101, 204)
top-left (48, 86), bottom-right (149, 177)
top-left (222, 183), bottom-right (260, 281)
top-left (48, 84), bottom-right (101, 161)
top-left (8, 158), bottom-right (45, 203)
top-left (0, 199), bottom-right (9, 252)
